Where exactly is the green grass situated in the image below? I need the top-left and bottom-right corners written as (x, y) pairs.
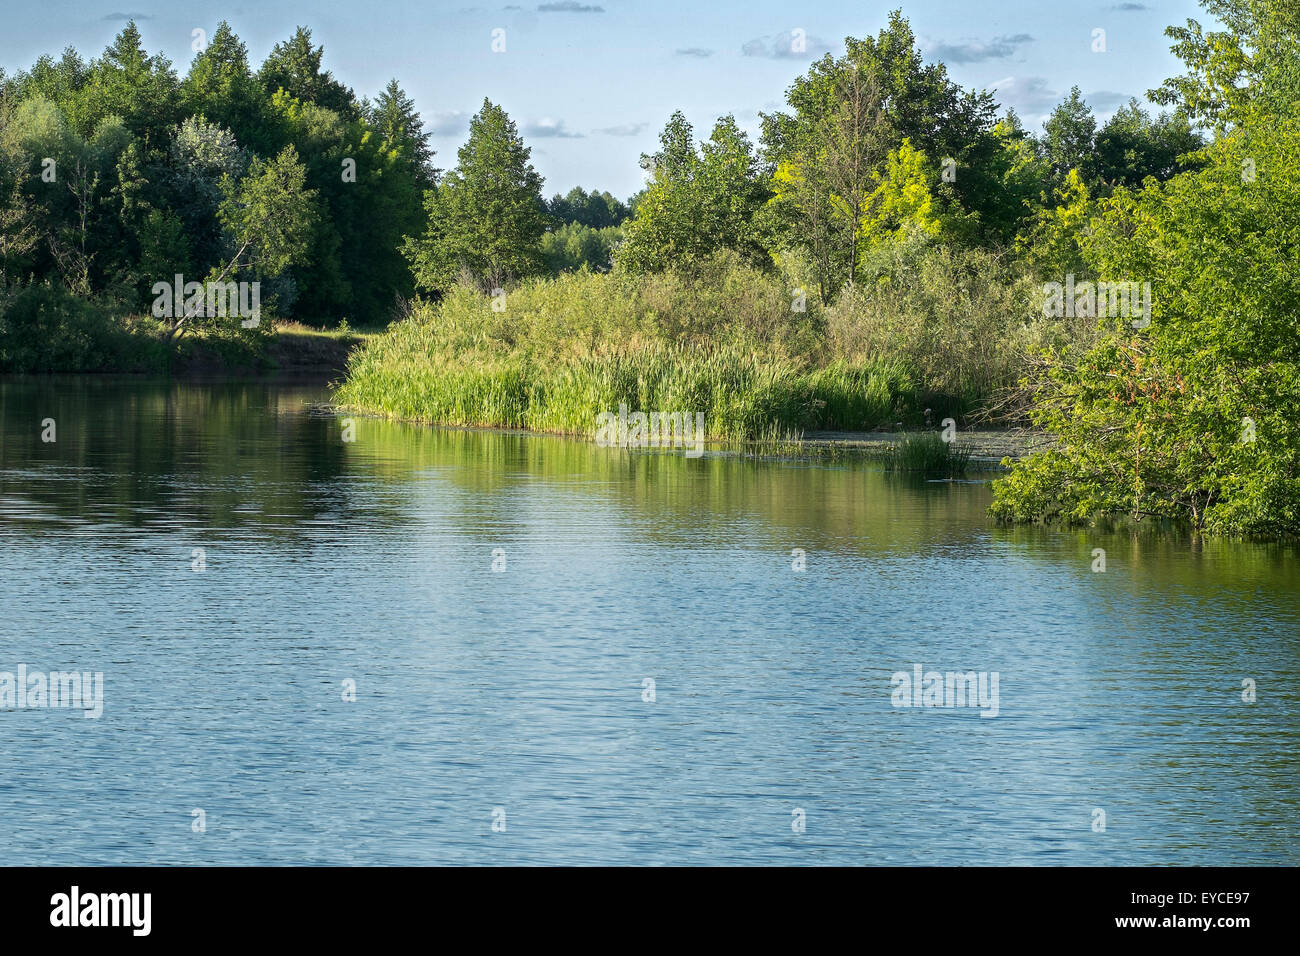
top-left (332, 258), bottom-right (960, 440)
top-left (337, 340), bottom-right (916, 442)
top-left (334, 261), bottom-right (925, 441)
top-left (880, 432), bottom-right (972, 477)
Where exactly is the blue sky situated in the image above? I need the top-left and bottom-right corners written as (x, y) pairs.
top-left (2, 1), bottom-right (1211, 198)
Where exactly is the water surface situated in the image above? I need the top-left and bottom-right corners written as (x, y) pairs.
top-left (1, 376), bottom-right (1296, 864)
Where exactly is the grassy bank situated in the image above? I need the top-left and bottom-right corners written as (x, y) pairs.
top-left (336, 248), bottom-right (1071, 442)
top-left (338, 339), bottom-right (915, 441)
top-left (0, 284), bottom-right (369, 374)
top-left (337, 276), bottom-right (910, 441)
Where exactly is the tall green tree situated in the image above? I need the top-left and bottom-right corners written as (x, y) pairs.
top-left (1093, 100), bottom-right (1205, 189)
top-left (993, 115), bottom-right (1300, 534)
top-left (80, 22), bottom-right (180, 151)
top-left (618, 112), bottom-right (771, 274)
top-left (165, 144), bottom-right (319, 339)
top-left (180, 22), bottom-right (265, 150)
top-left (403, 99), bottom-right (547, 292)
top-left (1149, 0), bottom-right (1300, 131)
top-left (368, 79), bottom-right (436, 188)
top-left (164, 116), bottom-right (248, 280)
top-left (762, 10), bottom-right (1003, 298)
top-left (1042, 87), bottom-right (1096, 183)
top-left (994, 0), bottom-right (1300, 536)
top-left (258, 27), bottom-right (357, 121)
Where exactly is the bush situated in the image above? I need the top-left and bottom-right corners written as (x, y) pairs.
top-left (990, 115), bottom-right (1300, 535)
top-left (0, 282), bottom-right (169, 372)
top-left (396, 250), bottom-right (822, 364)
top-left (825, 238), bottom-right (1081, 420)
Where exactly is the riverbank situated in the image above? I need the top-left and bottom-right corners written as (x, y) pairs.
top-left (0, 304), bottom-right (370, 377)
top-left (315, 400), bottom-right (1044, 462)
top-left (332, 261), bottom-right (1063, 446)
top-left (177, 322), bottom-right (371, 377)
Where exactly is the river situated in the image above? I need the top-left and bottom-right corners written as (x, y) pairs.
top-left (1, 376), bottom-right (1296, 864)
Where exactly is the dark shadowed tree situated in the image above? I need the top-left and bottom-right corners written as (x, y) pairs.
top-left (258, 27), bottom-right (357, 120)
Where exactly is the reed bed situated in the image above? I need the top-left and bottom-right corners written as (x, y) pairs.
top-left (336, 260), bottom-right (921, 442)
top-left (880, 432), bottom-right (973, 477)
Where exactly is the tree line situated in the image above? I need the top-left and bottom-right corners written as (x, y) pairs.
top-left (0, 11), bottom-right (1211, 326)
top-left (3, 2), bottom-right (1298, 534)
top-left (0, 20), bottom-right (632, 337)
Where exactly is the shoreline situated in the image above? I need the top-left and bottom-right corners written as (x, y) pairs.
top-left (321, 401), bottom-right (1044, 461)
top-left (0, 324), bottom-right (369, 380)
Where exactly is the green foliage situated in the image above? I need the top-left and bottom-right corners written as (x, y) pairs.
top-left (0, 281), bottom-right (166, 372)
top-left (1042, 87), bottom-right (1097, 183)
top-left (337, 296), bottom-right (912, 443)
top-left (1017, 168), bottom-right (1092, 277)
top-left (828, 237), bottom-right (1052, 419)
top-left (366, 79), bottom-right (436, 188)
top-left (616, 113), bottom-right (772, 274)
top-left (992, 113), bottom-right (1300, 535)
top-left (257, 27), bottom-right (357, 120)
top-left (1148, 0), bottom-right (1300, 131)
top-left (881, 432), bottom-right (971, 477)
top-left (1040, 88), bottom-right (1205, 194)
top-left (541, 222), bottom-right (622, 274)
top-left (216, 145), bottom-right (318, 279)
top-left (547, 186), bottom-right (628, 228)
top-left (1, 20), bottom-right (433, 327)
top-left (403, 99), bottom-right (548, 292)
top-left (336, 251), bottom-right (1025, 441)
top-left (136, 208), bottom-right (190, 285)
top-left (179, 21), bottom-right (264, 148)
top-left (164, 115), bottom-right (247, 272)
top-left (1093, 99), bottom-right (1205, 189)
top-left (762, 9), bottom-right (1005, 299)
top-left (990, 0), bottom-right (1300, 537)
top-left (856, 139), bottom-right (949, 254)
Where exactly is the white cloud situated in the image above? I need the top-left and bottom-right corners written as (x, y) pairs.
top-left (991, 75), bottom-right (1059, 116)
top-left (593, 122), bottom-right (649, 137)
top-left (525, 117), bottom-right (584, 138)
top-left (427, 111), bottom-right (470, 136)
top-left (537, 2), bottom-right (604, 12)
top-left (923, 34), bottom-right (1034, 64)
top-left (741, 31), bottom-right (832, 60)
top-left (1088, 90), bottom-right (1136, 111)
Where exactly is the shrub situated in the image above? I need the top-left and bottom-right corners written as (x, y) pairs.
top-left (826, 239), bottom-right (1071, 419)
top-left (0, 282), bottom-right (169, 372)
top-left (991, 115), bottom-right (1300, 535)
top-left (335, 256), bottom-right (916, 440)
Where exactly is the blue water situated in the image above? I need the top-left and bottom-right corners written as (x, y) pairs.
top-left (1, 377), bottom-right (1296, 864)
